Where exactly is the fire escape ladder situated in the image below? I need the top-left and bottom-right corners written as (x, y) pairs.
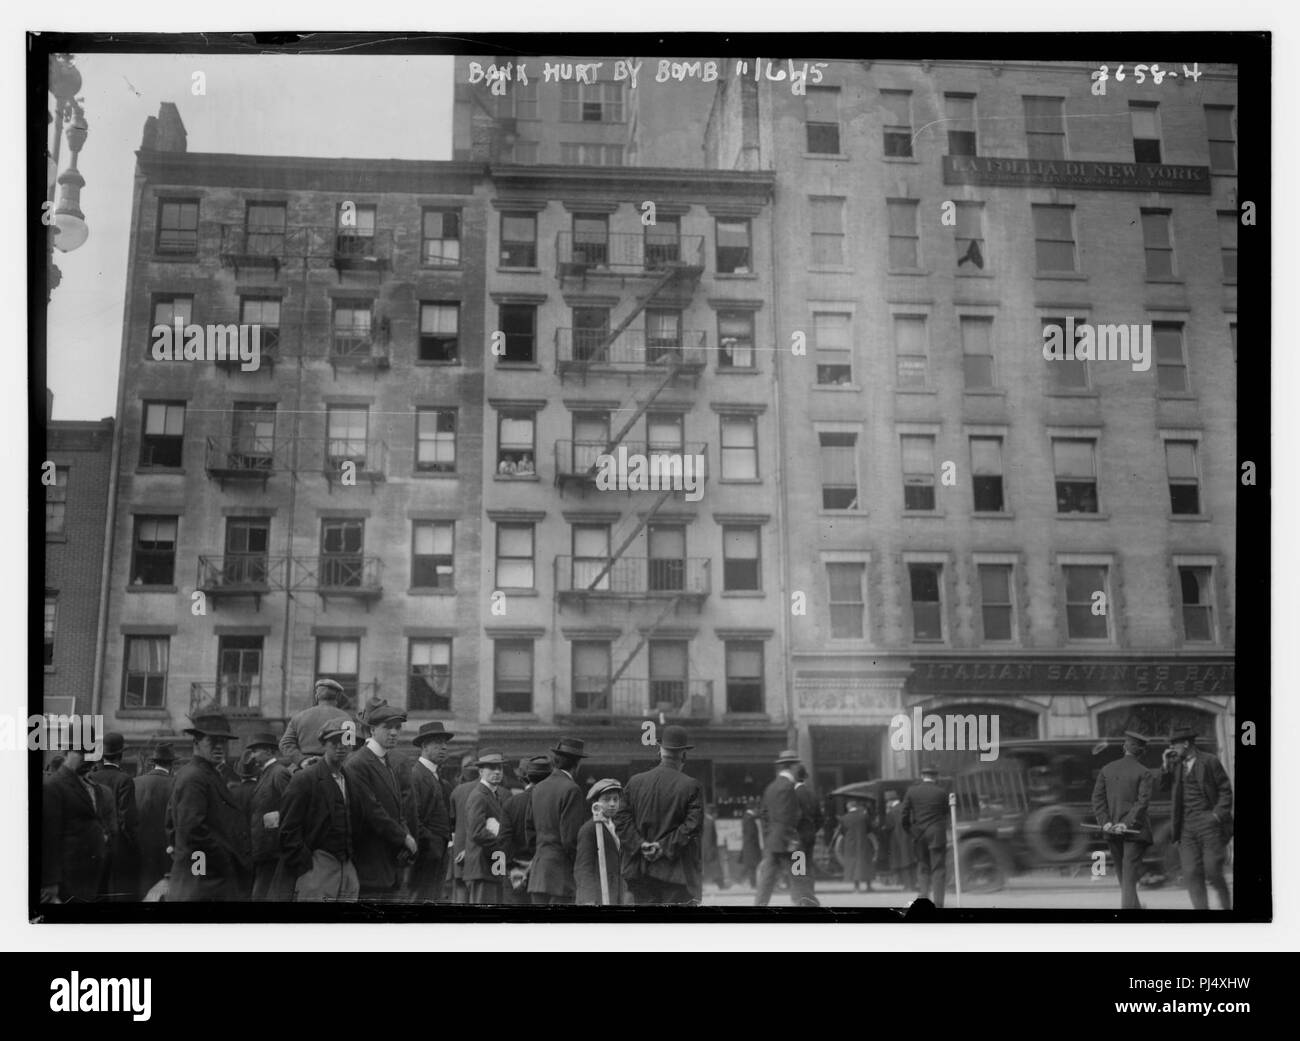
top-left (604, 592), bottom-right (684, 694)
top-left (595, 265), bottom-right (677, 355)
top-left (585, 486), bottom-right (674, 592)
top-left (597, 358), bottom-right (682, 461)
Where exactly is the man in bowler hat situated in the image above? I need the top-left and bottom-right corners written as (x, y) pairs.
top-left (504, 755), bottom-right (551, 901)
top-left (1158, 726), bottom-right (1233, 910)
top-left (901, 764), bottom-right (949, 907)
top-left (245, 732), bottom-right (293, 901)
top-left (528, 736), bottom-right (589, 904)
top-left (88, 732), bottom-right (140, 902)
top-left (168, 713), bottom-right (253, 901)
top-left (344, 698), bottom-right (418, 902)
top-left (280, 678), bottom-right (352, 768)
top-left (464, 749), bottom-right (514, 904)
top-left (134, 742), bottom-right (176, 898)
top-left (755, 750), bottom-right (815, 906)
top-left (1090, 731), bottom-right (1155, 909)
top-left (279, 718), bottom-right (361, 901)
top-left (406, 721), bottom-right (454, 903)
top-left (614, 725), bottom-right (703, 905)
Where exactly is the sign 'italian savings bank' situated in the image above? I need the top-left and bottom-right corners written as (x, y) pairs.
top-left (943, 154), bottom-right (1212, 194)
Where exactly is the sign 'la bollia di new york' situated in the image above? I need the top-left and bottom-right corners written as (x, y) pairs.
top-left (943, 155), bottom-right (1212, 194)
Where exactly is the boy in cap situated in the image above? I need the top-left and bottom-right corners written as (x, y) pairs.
top-left (406, 722), bottom-right (455, 903)
top-left (464, 749), bottom-right (513, 903)
top-left (528, 737), bottom-right (589, 904)
top-left (1090, 731), bottom-right (1155, 909)
top-left (245, 732), bottom-right (293, 901)
top-left (279, 718), bottom-right (361, 901)
top-left (575, 778), bottom-right (626, 905)
top-left (344, 699), bottom-right (418, 902)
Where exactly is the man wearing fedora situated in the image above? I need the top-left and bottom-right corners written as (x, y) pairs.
top-left (1090, 731), bottom-right (1155, 910)
top-left (504, 755), bottom-right (551, 902)
top-left (345, 698), bottom-right (418, 902)
top-left (1158, 726), bottom-right (1233, 910)
top-left (134, 742), bottom-right (177, 898)
top-left (246, 732), bottom-right (294, 902)
top-left (576, 778), bottom-right (626, 905)
top-left (279, 718), bottom-right (362, 901)
top-left (755, 750), bottom-right (815, 906)
top-left (465, 749), bottom-right (514, 904)
top-left (529, 736), bottom-right (589, 904)
top-left (41, 748), bottom-right (111, 903)
top-left (168, 712), bottom-right (253, 901)
top-left (89, 731), bottom-right (140, 902)
top-left (448, 753), bottom-right (481, 904)
top-left (615, 725), bottom-right (704, 905)
top-left (406, 721), bottom-right (455, 903)
top-left (901, 764), bottom-right (950, 908)
top-left (280, 678), bottom-right (354, 768)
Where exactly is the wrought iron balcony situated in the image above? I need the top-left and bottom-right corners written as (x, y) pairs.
top-left (190, 680), bottom-right (265, 717)
top-left (554, 327), bottom-right (708, 375)
top-left (555, 556), bottom-right (711, 603)
top-left (555, 232), bottom-right (705, 277)
top-left (321, 438), bottom-right (388, 486)
top-left (216, 224), bottom-right (392, 277)
top-left (563, 677), bottom-right (714, 723)
top-left (292, 554), bottom-right (384, 605)
top-left (553, 440), bottom-right (709, 491)
top-left (204, 435), bottom-right (287, 487)
top-left (196, 554), bottom-right (288, 608)
top-left (332, 228), bottom-right (393, 274)
top-left (213, 325), bottom-right (282, 370)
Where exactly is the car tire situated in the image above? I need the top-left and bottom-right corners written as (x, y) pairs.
top-left (1025, 804), bottom-right (1088, 863)
top-left (957, 836), bottom-right (1011, 893)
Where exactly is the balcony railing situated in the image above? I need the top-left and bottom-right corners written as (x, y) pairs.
top-left (553, 440), bottom-right (709, 489)
top-left (555, 232), bottom-right (705, 275)
top-left (554, 327), bottom-right (708, 374)
top-left (196, 554), bottom-right (288, 596)
top-left (190, 680), bottom-right (265, 716)
top-left (214, 325), bottom-right (282, 369)
top-left (216, 224), bottom-right (392, 274)
top-left (204, 435), bottom-right (287, 484)
top-left (321, 438), bottom-right (388, 485)
top-left (292, 555), bottom-right (384, 602)
top-left (565, 678), bottom-right (714, 721)
top-left (555, 556), bottom-right (711, 601)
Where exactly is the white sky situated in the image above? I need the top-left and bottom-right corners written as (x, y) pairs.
top-left (46, 54), bottom-right (454, 420)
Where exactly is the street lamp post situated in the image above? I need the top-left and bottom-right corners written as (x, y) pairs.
top-left (48, 54), bottom-right (89, 300)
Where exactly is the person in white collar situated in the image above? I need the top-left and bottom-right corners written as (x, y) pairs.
top-left (406, 721), bottom-right (454, 903)
top-left (1160, 727), bottom-right (1233, 910)
top-left (344, 698), bottom-right (417, 902)
top-left (755, 750), bottom-right (814, 906)
top-left (245, 732), bottom-right (293, 901)
top-left (464, 750), bottom-right (513, 903)
top-left (575, 778), bottom-right (626, 905)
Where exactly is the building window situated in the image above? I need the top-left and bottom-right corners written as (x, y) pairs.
top-left (901, 434), bottom-right (936, 511)
top-left (1179, 566), bottom-right (1215, 642)
top-left (571, 413), bottom-right (610, 474)
top-left (1165, 440), bottom-right (1201, 514)
top-left (419, 303), bottom-right (459, 362)
top-left (720, 415), bottom-right (758, 480)
top-left (1141, 209), bottom-right (1175, 279)
top-left (814, 311), bottom-right (853, 385)
top-left (316, 638), bottom-right (359, 706)
top-left (571, 523), bottom-right (611, 591)
top-left (724, 641), bottom-right (764, 714)
top-left (645, 215), bottom-right (681, 268)
top-left (1064, 564), bottom-right (1110, 640)
top-left (331, 301), bottom-right (373, 358)
top-left (123, 636), bottom-right (169, 709)
top-left (415, 408), bottom-right (456, 473)
top-left (978, 564), bottom-right (1014, 641)
top-left (880, 89), bottom-right (913, 157)
top-left (131, 516), bottom-right (177, 585)
top-left (1032, 205), bottom-right (1077, 273)
top-left (1218, 211), bottom-right (1238, 282)
top-left (1023, 96), bottom-right (1066, 159)
top-left (1130, 102), bottom-right (1162, 163)
top-left (498, 304), bottom-right (536, 363)
top-left (722, 526), bottom-right (761, 591)
top-left (572, 641), bottom-right (611, 712)
top-left (1205, 106), bottom-right (1236, 173)
top-left (570, 307), bottom-right (609, 363)
top-left (231, 403), bottom-right (275, 470)
top-left (827, 563), bottom-right (866, 638)
top-left (647, 524), bottom-right (687, 593)
top-left (326, 407), bottom-right (368, 466)
top-left (1043, 317), bottom-right (1089, 390)
top-left (240, 297), bottom-right (280, 357)
top-left (718, 310), bottom-right (755, 369)
top-left (336, 203), bottom-right (376, 251)
top-left (421, 209), bottom-right (460, 266)
top-left (495, 523), bottom-right (535, 589)
top-left (412, 521), bottom-right (454, 588)
top-left (908, 563), bottom-right (944, 641)
top-left (645, 308), bottom-right (683, 364)
top-left (805, 86), bottom-right (841, 153)
top-left (646, 412), bottom-right (684, 455)
top-left (1053, 438), bottom-right (1098, 514)
top-left (887, 199), bottom-right (920, 270)
top-left (216, 635), bottom-right (263, 708)
top-left (646, 640), bottom-right (688, 712)
top-left (140, 401), bottom-right (185, 468)
top-left (320, 519), bottom-right (365, 588)
top-left (503, 81), bottom-right (539, 120)
top-left (224, 517), bottom-right (269, 584)
top-left (409, 638), bottom-right (452, 712)
top-left (494, 639), bottom-right (533, 713)
top-left (559, 142), bottom-right (624, 166)
top-left (716, 218), bottom-right (752, 273)
top-left (894, 315), bottom-right (928, 388)
top-left (157, 198), bottom-right (199, 253)
top-left (246, 202), bottom-right (286, 251)
top-left (970, 436), bottom-right (1005, 512)
top-left (150, 295), bottom-right (193, 352)
top-left (45, 466), bottom-right (68, 535)
top-left (961, 317), bottom-right (995, 389)
top-left (810, 196), bottom-right (845, 266)
top-left (1154, 323), bottom-right (1189, 393)
top-left (945, 94), bottom-right (978, 156)
top-left (955, 201), bottom-right (985, 269)
top-left (500, 212), bottom-right (537, 267)
top-left (572, 213), bottom-right (608, 266)
top-left (44, 597), bottom-right (56, 665)
top-left (561, 81), bottom-right (624, 122)
top-left (497, 411), bottom-right (536, 474)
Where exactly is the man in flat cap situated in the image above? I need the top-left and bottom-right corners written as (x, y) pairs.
top-left (88, 732), bottom-right (140, 902)
top-left (901, 764), bottom-right (950, 908)
top-left (1158, 726), bottom-right (1233, 910)
top-left (1091, 731), bottom-right (1155, 910)
top-left (755, 750), bottom-right (815, 906)
top-left (244, 732), bottom-right (294, 901)
top-left (134, 743), bottom-right (176, 898)
top-left (406, 721), bottom-right (454, 903)
top-left (503, 755), bottom-right (551, 902)
top-left (40, 747), bottom-right (111, 903)
top-left (464, 749), bottom-right (514, 904)
top-left (615, 725), bottom-right (703, 906)
top-left (167, 713), bottom-right (253, 901)
top-left (529, 737), bottom-right (589, 905)
top-left (576, 778), bottom-right (626, 905)
top-left (279, 718), bottom-right (361, 901)
top-left (344, 698), bottom-right (418, 902)
top-left (280, 678), bottom-right (354, 768)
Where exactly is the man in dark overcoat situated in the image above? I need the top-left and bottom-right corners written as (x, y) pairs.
top-left (448, 756), bottom-right (480, 904)
top-left (344, 698), bottom-right (417, 902)
top-left (504, 755), bottom-right (550, 901)
top-left (246, 732), bottom-right (293, 901)
top-left (1090, 730), bottom-right (1155, 909)
top-left (464, 749), bottom-right (513, 904)
top-left (88, 732), bottom-right (139, 902)
top-left (133, 742), bottom-right (176, 898)
top-left (405, 721), bottom-right (454, 903)
top-left (279, 718), bottom-right (361, 901)
top-left (41, 748), bottom-right (111, 903)
top-left (1158, 726), bottom-right (1233, 910)
top-left (901, 764), bottom-right (949, 907)
top-left (755, 750), bottom-right (814, 906)
top-left (528, 737), bottom-right (589, 905)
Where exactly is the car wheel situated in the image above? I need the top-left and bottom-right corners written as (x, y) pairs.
top-left (957, 837), bottom-right (1010, 893)
top-left (1025, 804), bottom-right (1088, 864)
